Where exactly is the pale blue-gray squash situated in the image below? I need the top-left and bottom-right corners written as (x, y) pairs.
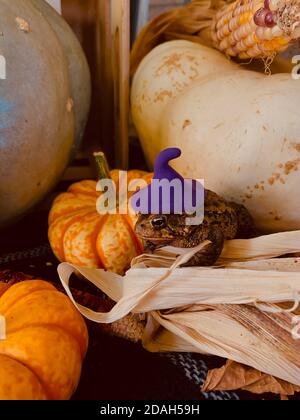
top-left (31, 0), bottom-right (91, 153)
top-left (0, 0), bottom-right (91, 228)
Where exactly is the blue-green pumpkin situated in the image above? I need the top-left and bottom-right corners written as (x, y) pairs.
top-left (0, 0), bottom-right (91, 228)
top-left (31, 0), bottom-right (91, 153)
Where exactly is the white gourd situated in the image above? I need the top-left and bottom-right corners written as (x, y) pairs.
top-left (132, 40), bottom-right (300, 233)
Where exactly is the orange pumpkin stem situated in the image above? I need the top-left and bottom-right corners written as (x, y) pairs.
top-left (94, 152), bottom-right (111, 181)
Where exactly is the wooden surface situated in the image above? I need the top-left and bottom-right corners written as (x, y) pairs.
top-left (94, 0), bottom-right (115, 164)
top-left (62, 0), bottom-right (101, 157)
top-left (150, 0), bottom-right (187, 18)
top-left (111, 0), bottom-right (130, 169)
top-left (62, 0), bottom-right (130, 168)
top-left (60, 0), bottom-right (187, 167)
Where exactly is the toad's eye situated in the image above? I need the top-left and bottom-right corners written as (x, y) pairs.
top-left (151, 216), bottom-right (167, 230)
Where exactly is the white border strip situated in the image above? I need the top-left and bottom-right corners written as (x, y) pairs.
top-left (45, 0), bottom-right (61, 14)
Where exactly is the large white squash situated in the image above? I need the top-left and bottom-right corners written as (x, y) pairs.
top-left (131, 40), bottom-right (300, 233)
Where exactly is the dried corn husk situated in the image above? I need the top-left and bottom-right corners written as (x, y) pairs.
top-left (130, 0), bottom-right (299, 76)
top-left (58, 230), bottom-right (300, 390)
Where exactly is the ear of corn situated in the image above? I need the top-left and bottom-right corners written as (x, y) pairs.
top-left (213, 0), bottom-right (300, 59)
top-left (131, 0), bottom-right (300, 74)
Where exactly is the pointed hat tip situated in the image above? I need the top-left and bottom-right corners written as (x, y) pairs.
top-left (154, 148), bottom-right (184, 182)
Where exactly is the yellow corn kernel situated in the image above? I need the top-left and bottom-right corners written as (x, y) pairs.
top-left (212, 0), bottom-right (300, 59)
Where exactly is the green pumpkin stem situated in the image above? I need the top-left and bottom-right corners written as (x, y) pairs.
top-left (94, 152), bottom-right (111, 180)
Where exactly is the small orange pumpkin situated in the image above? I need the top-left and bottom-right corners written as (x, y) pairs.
top-left (49, 157), bottom-right (152, 274)
top-left (0, 279), bottom-right (88, 400)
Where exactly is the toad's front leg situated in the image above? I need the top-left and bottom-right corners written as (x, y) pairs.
top-left (180, 227), bottom-right (225, 267)
top-left (229, 202), bottom-right (259, 239)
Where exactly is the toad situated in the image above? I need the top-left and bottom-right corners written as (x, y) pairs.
top-left (135, 190), bottom-right (256, 266)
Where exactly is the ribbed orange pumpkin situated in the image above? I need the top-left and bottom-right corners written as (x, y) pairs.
top-left (0, 280), bottom-right (88, 400)
top-left (49, 169), bottom-right (152, 274)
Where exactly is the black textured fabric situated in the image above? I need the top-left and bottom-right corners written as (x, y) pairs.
top-left (0, 244), bottom-right (52, 265)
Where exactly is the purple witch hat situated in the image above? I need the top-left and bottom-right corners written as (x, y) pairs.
top-left (131, 148), bottom-right (205, 215)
